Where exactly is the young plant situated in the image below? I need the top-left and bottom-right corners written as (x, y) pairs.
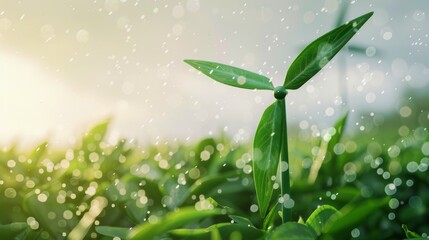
top-left (185, 12), bottom-right (373, 223)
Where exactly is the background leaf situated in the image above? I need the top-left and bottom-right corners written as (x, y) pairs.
top-left (229, 215), bottom-right (254, 227)
top-left (305, 205), bottom-right (340, 236)
top-left (326, 197), bottom-right (389, 235)
top-left (185, 59), bottom-right (274, 90)
top-left (95, 226), bottom-right (129, 239)
top-left (253, 101), bottom-right (283, 217)
top-left (0, 223), bottom-right (28, 239)
top-left (23, 192), bottom-right (79, 239)
top-left (127, 207), bottom-right (223, 240)
top-left (284, 12), bottom-right (373, 89)
top-left (308, 111), bottom-right (349, 184)
top-left (262, 202), bottom-right (280, 231)
top-left (268, 222), bottom-right (317, 240)
top-left (188, 171), bottom-right (238, 198)
top-left (171, 223), bottom-right (265, 240)
top-left (402, 225), bottom-right (423, 239)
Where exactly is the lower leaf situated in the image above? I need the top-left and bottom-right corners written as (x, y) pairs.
top-left (253, 101), bottom-right (283, 217)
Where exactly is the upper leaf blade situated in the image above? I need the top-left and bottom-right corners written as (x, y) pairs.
top-left (284, 12), bottom-right (373, 89)
top-left (185, 59), bottom-right (274, 90)
top-left (253, 101), bottom-right (283, 217)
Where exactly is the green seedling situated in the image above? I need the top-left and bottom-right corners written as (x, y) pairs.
top-left (185, 12), bottom-right (373, 223)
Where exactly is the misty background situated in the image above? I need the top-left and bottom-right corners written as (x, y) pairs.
top-left (0, 0), bottom-right (428, 147)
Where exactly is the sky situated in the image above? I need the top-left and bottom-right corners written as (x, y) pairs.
top-left (0, 0), bottom-right (428, 148)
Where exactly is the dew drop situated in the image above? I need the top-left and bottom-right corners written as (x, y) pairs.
top-left (250, 204), bottom-right (258, 213)
top-left (406, 161), bottom-right (419, 173)
top-left (351, 228), bottom-right (360, 238)
top-left (389, 198), bottom-right (399, 209)
top-left (27, 217), bottom-right (39, 230)
top-left (4, 188), bottom-right (17, 198)
top-left (413, 10), bottom-right (425, 22)
top-left (384, 183), bottom-right (396, 195)
top-left (76, 29), bottom-right (90, 43)
top-left (365, 46), bottom-right (376, 57)
top-left (172, 5), bottom-right (185, 18)
top-left (421, 142), bottom-right (429, 156)
top-left (7, 160), bottom-right (16, 168)
top-left (237, 76), bottom-right (246, 85)
top-left (382, 31), bottom-right (392, 40)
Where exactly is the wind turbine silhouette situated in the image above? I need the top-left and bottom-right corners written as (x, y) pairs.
top-left (298, 2), bottom-right (380, 110)
top-left (333, 1), bottom-right (380, 109)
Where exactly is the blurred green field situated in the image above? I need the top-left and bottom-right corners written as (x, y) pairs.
top-left (1, 101), bottom-right (428, 239)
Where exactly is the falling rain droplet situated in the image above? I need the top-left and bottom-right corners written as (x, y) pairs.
top-left (384, 183), bottom-right (396, 195)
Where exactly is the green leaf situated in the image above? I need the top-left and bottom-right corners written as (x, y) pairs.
top-left (0, 223), bottom-right (28, 239)
top-left (82, 118), bottom-right (111, 153)
top-left (188, 171), bottom-right (238, 197)
top-left (211, 228), bottom-right (222, 240)
top-left (193, 137), bottom-right (218, 173)
top-left (23, 192), bottom-right (78, 239)
top-left (29, 141), bottom-right (49, 166)
top-left (229, 215), bottom-right (254, 227)
top-left (184, 59), bottom-right (274, 90)
top-left (284, 12), bottom-right (373, 89)
top-left (159, 177), bottom-right (189, 209)
top-left (326, 111), bottom-right (348, 155)
top-left (100, 139), bottom-right (127, 174)
top-left (305, 205), bottom-right (340, 236)
top-left (327, 197), bottom-right (389, 234)
top-left (124, 200), bottom-right (148, 224)
top-left (402, 224), bottom-right (423, 239)
top-left (263, 202), bottom-right (280, 231)
top-left (308, 111), bottom-right (349, 183)
top-left (171, 223), bottom-right (265, 240)
top-left (269, 222), bottom-right (317, 240)
top-left (253, 101), bottom-right (283, 217)
top-left (127, 207), bottom-right (224, 240)
top-left (95, 226), bottom-right (129, 239)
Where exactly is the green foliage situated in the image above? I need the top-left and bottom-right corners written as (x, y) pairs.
top-left (185, 12), bottom-right (373, 224)
top-left (184, 60), bottom-right (274, 90)
top-left (0, 223), bottom-right (29, 239)
top-left (3, 9), bottom-right (429, 240)
top-left (1, 116), bottom-right (429, 239)
top-left (284, 12), bottom-right (373, 89)
top-left (127, 207), bottom-right (224, 240)
top-left (402, 225), bottom-right (424, 239)
top-left (326, 197), bottom-right (390, 235)
top-left (171, 222), bottom-right (265, 240)
top-left (308, 111), bottom-right (349, 184)
top-left (305, 205), bottom-right (340, 236)
top-left (268, 222), bottom-right (317, 240)
top-left (253, 101), bottom-right (283, 217)
top-left (95, 226), bottom-right (129, 239)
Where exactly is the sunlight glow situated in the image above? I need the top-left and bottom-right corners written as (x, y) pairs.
top-left (0, 52), bottom-right (111, 148)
